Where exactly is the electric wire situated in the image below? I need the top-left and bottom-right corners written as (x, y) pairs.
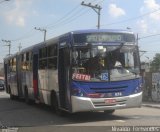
top-left (101, 8), bottom-right (160, 27)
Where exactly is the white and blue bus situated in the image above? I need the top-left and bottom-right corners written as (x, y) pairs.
top-left (4, 29), bottom-right (142, 114)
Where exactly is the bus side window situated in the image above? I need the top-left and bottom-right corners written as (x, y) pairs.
top-left (48, 58), bottom-right (57, 69)
top-left (21, 54), bottom-right (25, 71)
top-left (48, 44), bottom-right (57, 70)
top-left (39, 47), bottom-right (48, 69)
top-left (26, 52), bottom-right (33, 71)
top-left (9, 59), bottom-right (12, 72)
top-left (29, 52), bottom-right (33, 71)
top-left (12, 58), bottom-right (16, 72)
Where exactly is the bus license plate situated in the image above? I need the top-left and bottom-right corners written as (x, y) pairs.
top-left (105, 99), bottom-right (116, 104)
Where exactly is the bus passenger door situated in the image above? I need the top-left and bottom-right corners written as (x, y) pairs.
top-left (33, 54), bottom-right (39, 99)
top-left (58, 47), bottom-right (71, 110)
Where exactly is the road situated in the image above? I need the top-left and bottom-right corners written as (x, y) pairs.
top-left (0, 91), bottom-right (160, 132)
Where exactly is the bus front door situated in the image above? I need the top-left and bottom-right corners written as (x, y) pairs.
top-left (58, 47), bottom-right (71, 110)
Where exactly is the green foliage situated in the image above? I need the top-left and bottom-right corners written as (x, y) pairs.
top-left (150, 53), bottom-right (160, 72)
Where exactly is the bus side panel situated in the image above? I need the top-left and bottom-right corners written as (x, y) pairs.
top-left (38, 69), bottom-right (48, 104)
top-left (17, 55), bottom-right (23, 97)
top-left (48, 69), bottom-right (59, 104)
top-left (4, 62), bottom-right (9, 93)
top-left (10, 57), bottom-right (18, 96)
top-left (10, 71), bottom-right (18, 96)
top-left (38, 69), bottom-right (59, 105)
top-left (33, 54), bottom-right (39, 99)
top-left (26, 71), bottom-right (34, 99)
top-left (38, 43), bottom-right (59, 105)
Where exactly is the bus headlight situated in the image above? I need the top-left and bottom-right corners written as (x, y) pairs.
top-left (134, 84), bottom-right (142, 94)
top-left (71, 88), bottom-right (85, 97)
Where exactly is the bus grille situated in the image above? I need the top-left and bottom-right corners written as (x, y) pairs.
top-left (92, 100), bottom-right (126, 107)
top-left (90, 86), bottom-right (128, 93)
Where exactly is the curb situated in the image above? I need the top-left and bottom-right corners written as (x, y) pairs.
top-left (142, 104), bottom-right (160, 109)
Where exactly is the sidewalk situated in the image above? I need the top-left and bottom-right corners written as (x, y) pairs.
top-left (142, 101), bottom-right (160, 109)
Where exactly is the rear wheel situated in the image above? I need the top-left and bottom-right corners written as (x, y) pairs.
top-left (51, 91), bottom-right (64, 116)
top-left (104, 109), bottom-right (115, 114)
top-left (9, 86), bottom-right (16, 100)
top-left (10, 94), bottom-right (16, 100)
top-left (24, 87), bottom-right (32, 104)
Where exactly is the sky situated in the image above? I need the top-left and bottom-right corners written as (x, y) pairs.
top-left (0, 0), bottom-right (160, 63)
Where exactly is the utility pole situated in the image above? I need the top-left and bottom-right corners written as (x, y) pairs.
top-left (2, 39), bottom-right (11, 56)
top-left (34, 27), bottom-right (47, 41)
top-left (81, 1), bottom-right (102, 29)
top-left (0, 0), bottom-right (10, 4)
top-left (18, 43), bottom-right (22, 52)
top-left (137, 33), bottom-right (139, 45)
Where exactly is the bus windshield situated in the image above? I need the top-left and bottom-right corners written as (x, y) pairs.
top-left (72, 44), bottom-right (140, 82)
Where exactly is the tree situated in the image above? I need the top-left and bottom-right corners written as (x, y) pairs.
top-left (150, 53), bottom-right (160, 72)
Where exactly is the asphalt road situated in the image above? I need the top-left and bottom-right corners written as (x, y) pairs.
top-left (0, 91), bottom-right (160, 132)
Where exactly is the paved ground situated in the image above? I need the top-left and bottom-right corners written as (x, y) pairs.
top-left (0, 91), bottom-right (160, 132)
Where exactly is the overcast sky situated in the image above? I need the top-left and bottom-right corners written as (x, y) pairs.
top-left (0, 0), bottom-right (160, 62)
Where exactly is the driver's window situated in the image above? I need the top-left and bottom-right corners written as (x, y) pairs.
top-left (124, 52), bottom-right (134, 67)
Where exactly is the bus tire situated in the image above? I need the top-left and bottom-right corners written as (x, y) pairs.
top-left (51, 91), bottom-right (64, 116)
top-left (10, 94), bottom-right (15, 100)
top-left (24, 87), bottom-right (31, 104)
top-left (9, 86), bottom-right (15, 100)
top-left (104, 109), bottom-right (115, 114)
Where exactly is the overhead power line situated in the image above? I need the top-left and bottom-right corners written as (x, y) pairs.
top-left (3, 0), bottom-right (103, 43)
top-left (101, 8), bottom-right (160, 27)
top-left (47, 7), bottom-right (89, 30)
top-left (44, 5), bottom-right (81, 29)
top-left (139, 33), bottom-right (160, 40)
top-left (44, 0), bottom-right (103, 30)
top-left (3, 0), bottom-right (159, 46)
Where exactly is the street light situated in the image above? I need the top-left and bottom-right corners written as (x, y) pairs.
top-left (81, 1), bottom-right (102, 29)
top-left (34, 27), bottom-right (47, 42)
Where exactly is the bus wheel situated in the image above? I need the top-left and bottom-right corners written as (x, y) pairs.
top-left (24, 87), bottom-right (31, 104)
top-left (104, 110), bottom-right (115, 114)
top-left (9, 86), bottom-right (15, 100)
top-left (10, 94), bottom-right (16, 100)
top-left (51, 92), bottom-right (64, 116)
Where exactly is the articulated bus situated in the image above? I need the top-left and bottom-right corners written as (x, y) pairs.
top-left (4, 29), bottom-right (142, 114)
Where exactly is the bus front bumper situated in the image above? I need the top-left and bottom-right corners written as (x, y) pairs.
top-left (71, 92), bottom-right (142, 113)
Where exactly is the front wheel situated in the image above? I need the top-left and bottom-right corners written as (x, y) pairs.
top-left (24, 87), bottom-right (32, 104)
top-left (104, 109), bottom-right (115, 114)
top-left (51, 92), bottom-right (65, 116)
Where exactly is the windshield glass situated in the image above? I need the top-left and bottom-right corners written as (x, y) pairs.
top-left (72, 44), bottom-right (140, 82)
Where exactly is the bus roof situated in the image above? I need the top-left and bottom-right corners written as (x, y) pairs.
top-left (70, 29), bottom-right (134, 35)
top-left (3, 29), bottom-right (135, 61)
